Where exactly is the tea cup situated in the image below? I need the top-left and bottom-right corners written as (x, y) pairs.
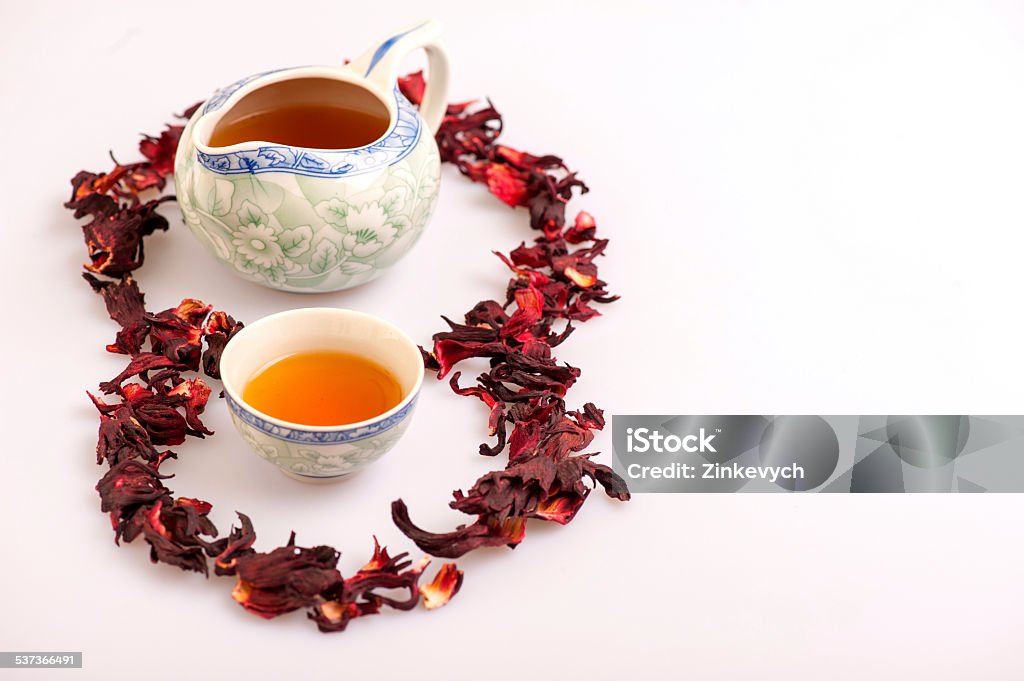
top-left (218, 307), bottom-right (424, 482)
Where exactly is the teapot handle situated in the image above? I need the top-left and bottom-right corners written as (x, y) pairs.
top-left (347, 20), bottom-right (450, 134)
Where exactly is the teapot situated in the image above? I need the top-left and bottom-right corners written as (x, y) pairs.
top-left (173, 20), bottom-right (449, 292)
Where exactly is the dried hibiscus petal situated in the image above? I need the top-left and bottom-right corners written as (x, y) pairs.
top-left (82, 272), bottom-right (152, 357)
top-left (509, 241), bottom-right (552, 269)
top-left (141, 499), bottom-right (214, 575)
top-left (436, 102), bottom-right (503, 165)
top-left (80, 198), bottom-right (172, 277)
top-left (563, 211), bottom-right (597, 244)
top-left (137, 125), bottom-right (184, 184)
top-left (420, 562), bottom-right (463, 609)
top-left (360, 536), bottom-right (396, 572)
top-left (572, 403), bottom-right (605, 430)
top-left (579, 458), bottom-right (631, 501)
top-left (449, 456), bottom-right (560, 519)
top-left (464, 300), bottom-right (509, 328)
top-left (508, 421), bottom-right (541, 460)
top-left (391, 500), bottom-right (526, 559)
top-left (95, 404), bottom-right (160, 465)
top-left (305, 539), bottom-right (439, 638)
top-left (431, 338), bottom-right (506, 379)
top-left (147, 299), bottom-right (212, 371)
top-left (201, 311), bottom-right (243, 379)
top-left (308, 600), bottom-right (364, 633)
top-left (537, 416), bottom-right (594, 460)
top-left (82, 273), bottom-right (146, 328)
top-left (66, 170), bottom-right (123, 216)
top-left (231, 537), bottom-right (342, 619)
top-left (167, 377), bottom-right (213, 437)
top-left (483, 162), bottom-right (530, 207)
top-left (99, 353), bottom-right (183, 394)
top-left (96, 458), bottom-right (173, 533)
top-left (500, 286), bottom-right (545, 338)
top-left (492, 145), bottom-right (565, 173)
top-left (209, 512), bottom-right (257, 576)
top-left (122, 390), bottom-right (188, 445)
top-left (530, 492), bottom-right (586, 524)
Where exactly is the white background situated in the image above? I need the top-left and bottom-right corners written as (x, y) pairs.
top-left (3, 1), bottom-right (1024, 678)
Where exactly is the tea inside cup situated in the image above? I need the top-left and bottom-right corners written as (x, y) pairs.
top-left (219, 307), bottom-right (424, 482)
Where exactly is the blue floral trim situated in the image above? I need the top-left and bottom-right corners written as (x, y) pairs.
top-left (197, 72), bottom-right (421, 179)
top-left (202, 69), bottom-right (292, 116)
top-left (226, 392), bottom-right (417, 443)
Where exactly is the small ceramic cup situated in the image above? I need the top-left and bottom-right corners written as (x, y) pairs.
top-left (219, 307), bottom-right (424, 483)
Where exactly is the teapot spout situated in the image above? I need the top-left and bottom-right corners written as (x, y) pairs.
top-left (190, 107), bottom-right (242, 154)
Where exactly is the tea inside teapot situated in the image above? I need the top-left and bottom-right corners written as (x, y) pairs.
top-left (207, 78), bottom-right (392, 150)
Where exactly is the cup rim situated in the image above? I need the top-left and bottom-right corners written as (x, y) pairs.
top-left (219, 307), bottom-right (425, 433)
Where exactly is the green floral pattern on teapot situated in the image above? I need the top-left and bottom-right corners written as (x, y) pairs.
top-left (175, 116), bottom-right (440, 292)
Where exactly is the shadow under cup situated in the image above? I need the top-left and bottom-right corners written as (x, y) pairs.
top-left (219, 307), bottom-right (425, 482)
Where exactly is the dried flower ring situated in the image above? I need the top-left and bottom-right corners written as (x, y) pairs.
top-left (68, 72), bottom-right (627, 634)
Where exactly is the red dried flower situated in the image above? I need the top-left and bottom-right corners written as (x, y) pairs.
top-left (78, 198), bottom-right (173, 277)
top-left (138, 125), bottom-right (184, 182)
top-left (82, 273), bottom-right (146, 329)
top-left (564, 211), bottom-right (597, 244)
top-left (113, 385), bottom-right (189, 445)
top-left (147, 299), bottom-right (212, 371)
top-left (391, 501), bottom-right (528, 558)
top-left (82, 273), bottom-right (152, 354)
top-left (167, 378), bottom-right (213, 437)
top-left (484, 163), bottom-right (530, 207)
top-left (231, 537), bottom-right (342, 619)
top-left (420, 562), bottom-right (463, 609)
top-left (391, 95), bottom-right (628, 559)
top-left (201, 311), bottom-right (244, 379)
top-left (501, 285), bottom-right (545, 338)
top-left (99, 353), bottom-right (184, 394)
top-left (96, 458), bottom-right (173, 543)
top-left (210, 513), bottom-right (257, 576)
top-left (142, 497), bottom-right (218, 575)
top-left (531, 493), bottom-right (586, 524)
top-left (94, 404), bottom-right (161, 465)
top-left (464, 300), bottom-right (509, 328)
top-left (306, 541), bottom-right (462, 633)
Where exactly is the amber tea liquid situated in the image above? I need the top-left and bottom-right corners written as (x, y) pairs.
top-left (242, 350), bottom-right (403, 426)
top-left (209, 102), bottom-right (390, 149)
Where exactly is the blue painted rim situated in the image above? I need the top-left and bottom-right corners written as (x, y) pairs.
top-left (197, 70), bottom-right (422, 179)
top-left (226, 392), bottom-right (417, 443)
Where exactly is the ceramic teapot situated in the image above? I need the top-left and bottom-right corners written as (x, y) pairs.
top-left (173, 20), bottom-right (449, 292)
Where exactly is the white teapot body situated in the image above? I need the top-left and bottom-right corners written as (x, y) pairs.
top-left (173, 21), bottom-right (449, 292)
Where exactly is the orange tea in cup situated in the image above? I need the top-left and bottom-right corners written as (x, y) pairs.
top-left (242, 350), bottom-right (402, 426)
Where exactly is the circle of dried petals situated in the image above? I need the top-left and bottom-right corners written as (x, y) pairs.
top-left (66, 72), bottom-right (628, 633)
